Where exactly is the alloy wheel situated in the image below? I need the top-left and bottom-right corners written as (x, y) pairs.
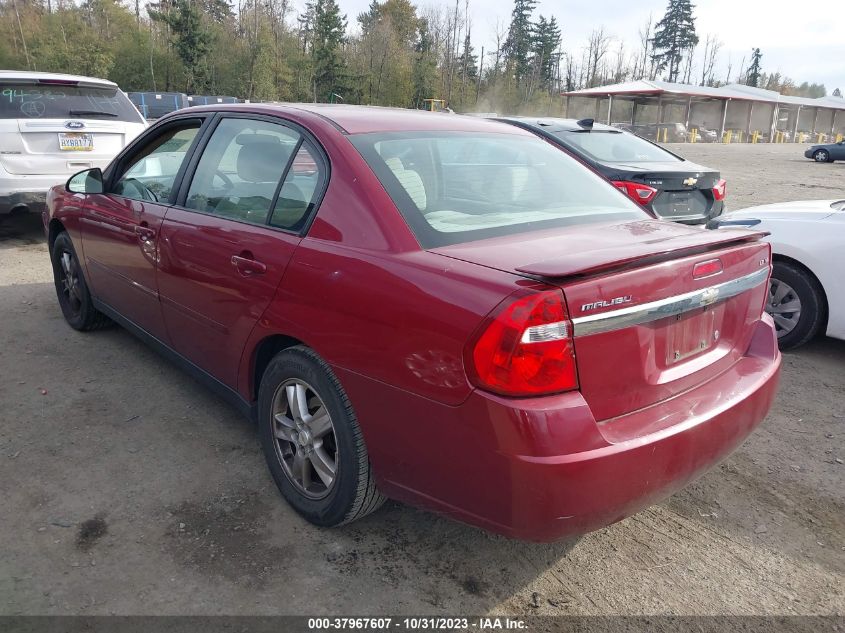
top-left (271, 379), bottom-right (338, 499)
top-left (59, 249), bottom-right (83, 317)
top-left (767, 278), bottom-right (802, 338)
top-left (814, 150), bottom-right (829, 162)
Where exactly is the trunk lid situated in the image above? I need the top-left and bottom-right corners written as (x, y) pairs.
top-left (608, 162), bottom-right (720, 222)
top-left (433, 219), bottom-right (771, 421)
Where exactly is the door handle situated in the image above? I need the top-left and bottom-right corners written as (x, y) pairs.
top-left (135, 225), bottom-right (156, 241)
top-left (231, 254), bottom-right (267, 276)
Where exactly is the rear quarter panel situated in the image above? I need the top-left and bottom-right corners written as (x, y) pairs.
top-left (763, 216), bottom-right (845, 340)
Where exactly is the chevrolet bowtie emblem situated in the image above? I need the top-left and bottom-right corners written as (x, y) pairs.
top-left (683, 177), bottom-right (698, 186)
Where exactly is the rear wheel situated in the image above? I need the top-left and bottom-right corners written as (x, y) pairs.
top-left (767, 261), bottom-right (825, 350)
top-left (50, 232), bottom-right (111, 331)
top-left (813, 149), bottom-right (830, 162)
top-left (258, 346), bottom-right (385, 526)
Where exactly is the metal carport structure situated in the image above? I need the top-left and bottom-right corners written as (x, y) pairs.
top-left (562, 80), bottom-right (845, 143)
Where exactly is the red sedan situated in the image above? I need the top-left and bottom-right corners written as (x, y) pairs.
top-left (44, 104), bottom-right (781, 541)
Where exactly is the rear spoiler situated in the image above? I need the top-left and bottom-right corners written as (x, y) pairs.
top-left (515, 228), bottom-right (769, 279)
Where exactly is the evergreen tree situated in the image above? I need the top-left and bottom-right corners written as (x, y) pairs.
top-left (312, 0), bottom-right (346, 100)
top-left (746, 47), bottom-right (762, 87)
top-left (458, 28), bottom-right (479, 80)
top-left (503, 0), bottom-right (537, 83)
top-left (412, 18), bottom-right (438, 106)
top-left (651, 0), bottom-right (698, 83)
top-left (150, 0), bottom-right (211, 93)
top-left (834, 88), bottom-right (842, 97)
top-left (532, 15), bottom-right (561, 89)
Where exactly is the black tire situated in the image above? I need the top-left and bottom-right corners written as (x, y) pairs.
top-left (258, 345), bottom-right (385, 527)
top-left (813, 149), bottom-right (830, 162)
top-left (50, 232), bottom-right (111, 331)
top-left (768, 261), bottom-right (826, 350)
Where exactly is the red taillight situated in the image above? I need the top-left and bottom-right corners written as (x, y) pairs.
top-left (713, 179), bottom-right (727, 201)
top-left (693, 258), bottom-right (723, 279)
top-left (611, 180), bottom-right (658, 205)
top-left (469, 290), bottom-right (578, 397)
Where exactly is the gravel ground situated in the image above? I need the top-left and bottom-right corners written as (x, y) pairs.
top-left (0, 143), bottom-right (843, 617)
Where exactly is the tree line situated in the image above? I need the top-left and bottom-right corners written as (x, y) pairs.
top-left (0, 0), bottom-right (832, 116)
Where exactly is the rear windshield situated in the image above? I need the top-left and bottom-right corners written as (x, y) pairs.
top-left (350, 131), bottom-right (646, 248)
top-left (553, 129), bottom-right (680, 163)
top-left (0, 83), bottom-right (143, 122)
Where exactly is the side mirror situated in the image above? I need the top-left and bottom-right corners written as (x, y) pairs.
top-left (66, 168), bottom-right (104, 195)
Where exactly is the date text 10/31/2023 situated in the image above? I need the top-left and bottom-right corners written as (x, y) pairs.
top-left (307, 617), bottom-right (527, 630)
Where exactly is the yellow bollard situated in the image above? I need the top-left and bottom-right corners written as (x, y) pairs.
top-left (723, 130), bottom-right (732, 144)
top-left (838, 133), bottom-right (844, 143)
top-left (752, 130), bottom-right (759, 144)
top-left (690, 128), bottom-right (698, 143)
top-left (737, 130), bottom-right (743, 143)
top-left (817, 133), bottom-right (824, 143)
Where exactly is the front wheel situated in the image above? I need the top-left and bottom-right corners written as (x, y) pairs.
top-left (813, 149), bottom-right (830, 162)
top-left (50, 232), bottom-right (111, 331)
top-left (258, 346), bottom-right (385, 527)
top-left (767, 261), bottom-right (826, 350)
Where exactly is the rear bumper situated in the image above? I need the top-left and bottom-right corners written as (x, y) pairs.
top-left (0, 173), bottom-right (68, 213)
top-left (0, 191), bottom-right (47, 214)
top-left (351, 316), bottom-right (780, 542)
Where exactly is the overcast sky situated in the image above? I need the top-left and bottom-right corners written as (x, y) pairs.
top-left (327, 0), bottom-right (845, 93)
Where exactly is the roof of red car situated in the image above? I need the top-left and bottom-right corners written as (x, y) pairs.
top-left (188, 103), bottom-right (532, 136)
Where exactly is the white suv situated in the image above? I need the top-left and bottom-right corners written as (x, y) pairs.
top-left (0, 70), bottom-right (147, 216)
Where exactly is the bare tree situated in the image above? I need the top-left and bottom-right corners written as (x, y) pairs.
top-left (585, 28), bottom-right (610, 88)
top-left (699, 34), bottom-right (721, 86)
top-left (637, 14), bottom-right (653, 79)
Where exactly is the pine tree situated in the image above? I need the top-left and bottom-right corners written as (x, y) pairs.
top-left (532, 15), bottom-right (561, 90)
top-left (150, 0), bottom-right (211, 93)
top-left (651, 0), bottom-right (698, 83)
top-left (746, 47), bottom-right (762, 87)
top-left (312, 0), bottom-right (347, 100)
top-left (412, 18), bottom-right (438, 106)
top-left (503, 0), bottom-right (537, 83)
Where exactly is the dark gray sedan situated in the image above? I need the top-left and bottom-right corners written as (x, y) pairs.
top-left (805, 139), bottom-right (845, 162)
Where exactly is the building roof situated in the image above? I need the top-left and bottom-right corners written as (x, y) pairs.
top-left (563, 80), bottom-right (845, 111)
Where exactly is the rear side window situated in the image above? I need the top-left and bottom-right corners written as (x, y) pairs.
top-left (554, 130), bottom-right (680, 163)
top-left (0, 83), bottom-right (143, 122)
top-left (351, 131), bottom-right (645, 247)
top-left (185, 118), bottom-right (301, 226)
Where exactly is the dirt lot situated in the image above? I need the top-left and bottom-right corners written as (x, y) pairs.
top-left (0, 143), bottom-right (843, 617)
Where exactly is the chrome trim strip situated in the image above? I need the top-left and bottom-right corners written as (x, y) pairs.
top-left (571, 267), bottom-right (769, 337)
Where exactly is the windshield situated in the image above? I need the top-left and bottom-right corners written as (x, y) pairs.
top-left (553, 129), bottom-right (681, 163)
top-left (0, 83), bottom-right (143, 122)
top-left (350, 131), bottom-right (646, 248)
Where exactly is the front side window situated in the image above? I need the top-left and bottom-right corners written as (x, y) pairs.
top-left (185, 118), bottom-right (301, 225)
top-left (553, 129), bottom-right (680, 163)
top-left (112, 122), bottom-right (201, 202)
top-left (351, 131), bottom-right (645, 247)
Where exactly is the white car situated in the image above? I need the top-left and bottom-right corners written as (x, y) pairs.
top-left (0, 70), bottom-right (146, 217)
top-left (711, 199), bottom-right (845, 349)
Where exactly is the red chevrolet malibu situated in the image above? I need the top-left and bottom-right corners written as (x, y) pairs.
top-left (44, 104), bottom-right (780, 541)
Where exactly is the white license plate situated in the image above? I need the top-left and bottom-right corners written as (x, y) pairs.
top-left (58, 132), bottom-right (94, 151)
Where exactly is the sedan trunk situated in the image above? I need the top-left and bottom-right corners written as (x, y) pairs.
top-left (433, 219), bottom-right (771, 421)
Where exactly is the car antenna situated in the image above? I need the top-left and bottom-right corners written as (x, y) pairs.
top-left (576, 118), bottom-right (594, 130)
